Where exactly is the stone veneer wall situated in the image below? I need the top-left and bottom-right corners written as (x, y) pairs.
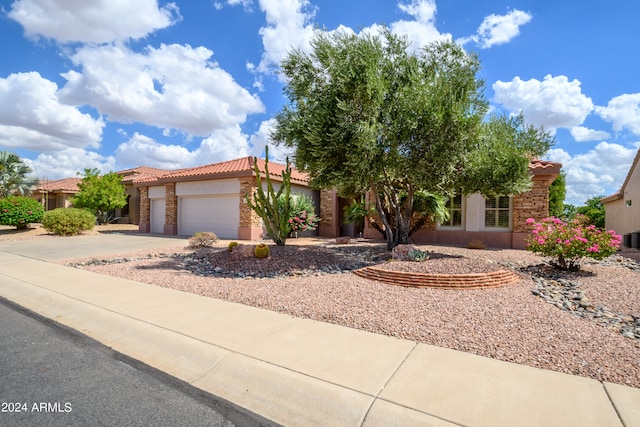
top-left (319, 189), bottom-right (340, 237)
top-left (138, 186), bottom-right (150, 233)
top-left (319, 190), bottom-right (334, 229)
top-left (239, 178), bottom-right (262, 228)
top-left (512, 177), bottom-right (553, 233)
top-left (164, 183), bottom-right (177, 235)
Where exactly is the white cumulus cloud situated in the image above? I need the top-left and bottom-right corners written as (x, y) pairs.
top-left (595, 93), bottom-right (640, 135)
top-left (58, 43), bottom-right (264, 137)
top-left (115, 127), bottom-right (253, 170)
top-left (546, 142), bottom-right (636, 204)
top-left (252, 0), bottom-right (451, 75)
top-left (8, 0), bottom-right (181, 44)
top-left (254, 0), bottom-right (317, 73)
top-left (570, 126), bottom-right (611, 142)
top-left (468, 9), bottom-right (532, 49)
top-left (0, 72), bottom-right (104, 152)
top-left (493, 75), bottom-right (594, 130)
top-left (391, 0), bottom-right (451, 51)
top-left (25, 148), bottom-right (118, 180)
top-left (249, 118), bottom-right (295, 162)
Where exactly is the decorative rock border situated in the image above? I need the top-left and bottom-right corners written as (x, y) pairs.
top-left (353, 266), bottom-right (520, 289)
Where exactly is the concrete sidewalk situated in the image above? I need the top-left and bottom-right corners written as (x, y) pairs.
top-left (0, 238), bottom-right (639, 426)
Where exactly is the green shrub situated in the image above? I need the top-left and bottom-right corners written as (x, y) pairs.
top-left (254, 243), bottom-right (270, 259)
top-left (228, 241), bottom-right (239, 252)
top-left (0, 196), bottom-right (44, 229)
top-left (42, 208), bottom-right (95, 236)
top-left (188, 231), bottom-right (219, 248)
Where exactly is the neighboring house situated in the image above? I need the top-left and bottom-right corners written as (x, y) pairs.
top-left (31, 167), bottom-right (169, 224)
top-left (32, 178), bottom-right (82, 210)
top-left (134, 157), bottom-right (316, 239)
top-left (602, 147), bottom-right (640, 247)
top-left (318, 159), bottom-right (562, 249)
top-left (116, 166), bottom-right (170, 225)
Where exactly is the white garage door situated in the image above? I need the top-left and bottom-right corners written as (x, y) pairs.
top-left (150, 199), bottom-right (165, 234)
top-left (178, 196), bottom-right (239, 238)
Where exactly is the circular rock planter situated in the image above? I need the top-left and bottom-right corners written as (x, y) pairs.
top-left (354, 266), bottom-right (520, 289)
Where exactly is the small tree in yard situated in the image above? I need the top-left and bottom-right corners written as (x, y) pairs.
top-left (70, 169), bottom-right (127, 224)
top-left (272, 28), bottom-right (553, 250)
top-left (244, 147), bottom-right (293, 246)
top-left (576, 196), bottom-right (606, 229)
top-left (548, 172), bottom-right (566, 218)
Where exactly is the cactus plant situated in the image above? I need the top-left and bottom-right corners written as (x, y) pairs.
top-left (228, 241), bottom-right (239, 252)
top-left (254, 243), bottom-right (270, 259)
top-left (244, 146), bottom-right (293, 246)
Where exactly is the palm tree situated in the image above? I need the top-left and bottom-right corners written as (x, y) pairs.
top-left (0, 151), bottom-right (39, 197)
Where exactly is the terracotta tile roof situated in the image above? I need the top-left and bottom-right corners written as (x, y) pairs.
top-left (35, 178), bottom-right (82, 193)
top-left (529, 159), bottom-right (562, 175)
top-left (117, 166), bottom-right (171, 184)
top-left (135, 156), bottom-right (309, 185)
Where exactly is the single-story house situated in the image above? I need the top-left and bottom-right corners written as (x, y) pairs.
top-left (116, 166), bottom-right (171, 224)
top-left (32, 178), bottom-right (82, 210)
top-left (602, 147), bottom-right (640, 247)
top-left (32, 156), bottom-right (561, 249)
top-left (134, 156), bottom-right (317, 239)
top-left (31, 167), bottom-right (169, 224)
top-left (318, 159), bottom-right (562, 249)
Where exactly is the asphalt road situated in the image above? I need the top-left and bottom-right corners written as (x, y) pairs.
top-left (0, 298), bottom-right (273, 427)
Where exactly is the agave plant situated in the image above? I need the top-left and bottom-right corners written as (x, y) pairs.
top-left (407, 248), bottom-right (429, 262)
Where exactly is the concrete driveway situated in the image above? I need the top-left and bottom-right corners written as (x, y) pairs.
top-left (0, 231), bottom-right (189, 262)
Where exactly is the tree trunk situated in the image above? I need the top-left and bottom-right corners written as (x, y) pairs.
top-left (369, 180), bottom-right (396, 251)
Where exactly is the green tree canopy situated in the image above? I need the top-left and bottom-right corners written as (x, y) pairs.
top-left (0, 151), bottom-right (39, 197)
top-left (272, 28), bottom-right (553, 249)
top-left (548, 171), bottom-right (566, 218)
top-left (70, 169), bottom-right (127, 224)
top-left (576, 196), bottom-right (606, 228)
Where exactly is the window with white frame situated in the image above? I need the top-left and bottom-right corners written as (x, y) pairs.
top-left (441, 193), bottom-right (463, 227)
top-left (484, 195), bottom-right (511, 229)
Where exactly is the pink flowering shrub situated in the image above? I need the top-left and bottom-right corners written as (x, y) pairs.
top-left (288, 209), bottom-right (320, 232)
top-left (0, 196), bottom-right (44, 230)
top-left (288, 194), bottom-right (320, 233)
top-left (525, 215), bottom-right (622, 271)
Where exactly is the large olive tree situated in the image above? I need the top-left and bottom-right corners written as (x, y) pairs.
top-left (272, 29), bottom-right (553, 249)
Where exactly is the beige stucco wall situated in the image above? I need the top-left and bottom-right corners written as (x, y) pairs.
top-left (605, 161), bottom-right (640, 236)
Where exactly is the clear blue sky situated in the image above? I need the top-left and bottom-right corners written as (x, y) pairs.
top-left (1, 0), bottom-right (638, 205)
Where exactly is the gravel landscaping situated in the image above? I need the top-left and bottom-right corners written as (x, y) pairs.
top-left (60, 238), bottom-right (640, 389)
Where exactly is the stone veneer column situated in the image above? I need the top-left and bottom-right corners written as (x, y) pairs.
top-left (237, 178), bottom-right (263, 240)
top-left (512, 177), bottom-right (553, 233)
top-left (319, 189), bottom-right (340, 238)
top-left (164, 182), bottom-right (178, 235)
top-left (511, 176), bottom-right (554, 248)
top-left (138, 186), bottom-right (150, 233)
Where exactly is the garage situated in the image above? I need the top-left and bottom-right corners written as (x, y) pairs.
top-left (178, 195), bottom-right (239, 238)
top-left (150, 199), bottom-right (165, 234)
